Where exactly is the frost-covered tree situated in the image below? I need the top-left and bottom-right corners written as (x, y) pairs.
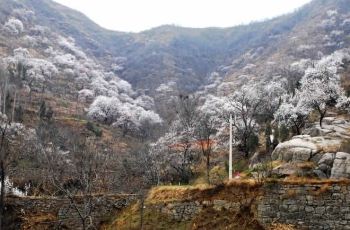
top-left (199, 84), bottom-right (264, 158)
top-left (88, 96), bottom-right (162, 138)
top-left (25, 58), bottom-right (58, 94)
top-left (78, 89), bottom-right (94, 103)
top-left (3, 18), bottom-right (24, 36)
top-left (87, 96), bottom-right (121, 124)
top-left (257, 81), bottom-right (287, 122)
top-left (337, 96), bottom-right (350, 113)
top-left (280, 61), bottom-right (310, 96)
top-left (134, 95), bottom-right (155, 111)
top-left (148, 95), bottom-right (200, 183)
top-left (137, 108), bottom-right (163, 139)
top-left (5, 48), bottom-right (58, 100)
top-left (12, 9), bottom-right (35, 22)
top-left (57, 36), bottom-right (87, 59)
top-left (150, 121), bottom-right (198, 184)
top-left (115, 79), bottom-right (134, 96)
top-left (75, 74), bottom-right (90, 90)
top-left (227, 86), bottom-right (263, 157)
top-left (53, 54), bottom-right (76, 68)
top-left (299, 70), bottom-right (341, 128)
top-left (274, 94), bottom-right (310, 135)
top-left (298, 50), bottom-right (349, 128)
top-left (90, 77), bottom-right (110, 96)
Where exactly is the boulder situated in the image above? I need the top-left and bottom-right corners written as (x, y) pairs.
top-left (271, 137), bottom-right (317, 162)
top-left (303, 117), bottom-right (350, 139)
top-left (330, 152), bottom-right (350, 179)
top-left (272, 136), bottom-right (342, 163)
top-left (270, 117), bottom-right (350, 179)
top-left (315, 163), bottom-right (332, 177)
top-left (318, 153), bottom-right (335, 166)
top-left (313, 169), bottom-right (327, 179)
top-left (310, 153), bottom-right (323, 164)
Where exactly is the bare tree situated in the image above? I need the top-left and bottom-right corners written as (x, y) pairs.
top-left (36, 117), bottom-right (110, 229)
top-left (0, 123), bottom-right (9, 229)
top-left (194, 114), bottom-right (218, 185)
top-left (0, 119), bottom-right (22, 228)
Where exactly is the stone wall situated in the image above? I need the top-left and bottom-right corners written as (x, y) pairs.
top-left (6, 194), bottom-right (138, 230)
top-left (145, 183), bottom-right (350, 230)
top-left (257, 183), bottom-right (350, 230)
top-left (7, 183), bottom-right (350, 229)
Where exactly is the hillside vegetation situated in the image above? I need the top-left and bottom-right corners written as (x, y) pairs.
top-left (0, 0), bottom-right (349, 229)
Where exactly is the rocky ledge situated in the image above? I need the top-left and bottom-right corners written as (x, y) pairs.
top-left (271, 117), bottom-right (350, 179)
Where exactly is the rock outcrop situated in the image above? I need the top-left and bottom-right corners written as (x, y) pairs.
top-left (271, 117), bottom-right (350, 179)
top-left (331, 152), bottom-right (350, 179)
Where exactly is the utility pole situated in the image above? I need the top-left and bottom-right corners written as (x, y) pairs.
top-left (229, 114), bottom-right (233, 180)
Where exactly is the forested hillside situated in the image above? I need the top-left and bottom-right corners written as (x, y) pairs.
top-left (0, 0), bottom-right (350, 229)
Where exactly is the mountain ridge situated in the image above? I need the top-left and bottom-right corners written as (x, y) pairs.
top-left (1, 0), bottom-right (349, 94)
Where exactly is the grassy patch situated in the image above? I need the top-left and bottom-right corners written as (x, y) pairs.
top-left (147, 180), bottom-right (262, 204)
top-left (191, 207), bottom-right (264, 230)
top-left (106, 203), bottom-right (191, 230)
top-left (277, 176), bottom-right (350, 185)
top-left (268, 223), bottom-right (296, 230)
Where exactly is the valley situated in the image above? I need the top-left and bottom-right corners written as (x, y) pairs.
top-left (0, 0), bottom-right (349, 229)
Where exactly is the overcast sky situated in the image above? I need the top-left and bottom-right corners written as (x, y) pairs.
top-left (53, 0), bottom-right (312, 32)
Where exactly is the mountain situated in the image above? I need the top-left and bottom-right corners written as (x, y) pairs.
top-left (1, 1), bottom-right (350, 228)
top-left (1, 0), bottom-right (349, 95)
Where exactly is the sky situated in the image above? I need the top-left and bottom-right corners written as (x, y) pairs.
top-left (53, 0), bottom-right (312, 32)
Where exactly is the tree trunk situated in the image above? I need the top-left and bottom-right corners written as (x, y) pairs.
top-left (82, 219), bottom-right (86, 230)
top-left (29, 89), bottom-right (32, 105)
top-left (0, 160), bottom-right (5, 229)
top-left (319, 112), bottom-right (326, 129)
top-left (206, 153), bottom-right (210, 185)
top-left (294, 125), bottom-right (301, 135)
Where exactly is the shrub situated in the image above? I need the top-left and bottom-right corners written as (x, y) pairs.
top-left (15, 105), bottom-right (24, 122)
top-left (232, 159), bottom-right (249, 172)
top-left (209, 165), bottom-right (227, 185)
top-left (86, 121), bottom-right (103, 137)
top-left (247, 134), bottom-right (259, 153)
top-left (340, 140), bottom-right (350, 153)
top-left (279, 124), bottom-right (289, 142)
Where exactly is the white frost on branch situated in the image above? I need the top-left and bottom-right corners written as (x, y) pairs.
top-left (3, 18), bottom-right (24, 36)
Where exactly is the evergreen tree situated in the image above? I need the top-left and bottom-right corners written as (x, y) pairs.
top-left (265, 124), bottom-right (272, 153)
top-left (279, 124), bottom-right (289, 142)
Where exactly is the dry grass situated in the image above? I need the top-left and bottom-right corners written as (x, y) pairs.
top-left (310, 183), bottom-right (331, 196)
top-left (22, 213), bottom-right (57, 230)
top-left (225, 179), bottom-right (263, 187)
top-left (148, 177), bottom-right (350, 204)
top-left (282, 189), bottom-right (298, 199)
top-left (108, 195), bottom-right (265, 230)
top-left (296, 162), bottom-right (315, 170)
top-left (147, 179), bottom-right (263, 204)
top-left (279, 176), bottom-right (350, 185)
top-left (268, 223), bottom-right (296, 230)
top-left (147, 184), bottom-right (213, 203)
top-left (191, 207), bottom-right (264, 230)
top-left (106, 202), bottom-right (191, 230)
